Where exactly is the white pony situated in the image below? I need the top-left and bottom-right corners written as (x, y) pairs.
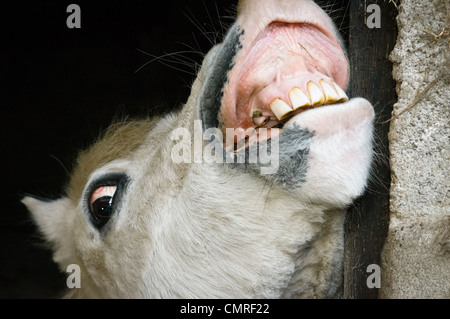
top-left (23, 0), bottom-right (374, 298)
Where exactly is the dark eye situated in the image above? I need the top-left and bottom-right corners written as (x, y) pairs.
top-left (89, 185), bottom-right (117, 226)
top-left (85, 173), bottom-right (129, 230)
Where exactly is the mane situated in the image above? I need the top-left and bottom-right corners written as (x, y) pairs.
top-left (67, 118), bottom-right (159, 203)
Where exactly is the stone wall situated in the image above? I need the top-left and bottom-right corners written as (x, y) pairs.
top-left (380, 0), bottom-right (450, 298)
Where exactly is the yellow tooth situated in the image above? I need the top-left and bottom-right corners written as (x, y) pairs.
top-left (307, 81), bottom-right (325, 106)
top-left (320, 80), bottom-right (339, 103)
top-left (289, 88), bottom-right (311, 110)
top-left (269, 98), bottom-right (293, 120)
top-left (332, 82), bottom-right (349, 102)
top-left (252, 116), bottom-right (269, 127)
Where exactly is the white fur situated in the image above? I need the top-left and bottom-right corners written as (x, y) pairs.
top-left (22, 0), bottom-right (374, 298)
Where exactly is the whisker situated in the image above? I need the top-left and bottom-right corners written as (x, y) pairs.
top-left (135, 49), bottom-right (204, 74)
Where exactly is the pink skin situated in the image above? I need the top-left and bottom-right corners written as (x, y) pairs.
top-left (90, 186), bottom-right (116, 205)
top-left (219, 0), bottom-right (349, 138)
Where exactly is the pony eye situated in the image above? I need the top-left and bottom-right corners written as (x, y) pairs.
top-left (89, 186), bottom-right (117, 226)
top-left (85, 173), bottom-right (129, 231)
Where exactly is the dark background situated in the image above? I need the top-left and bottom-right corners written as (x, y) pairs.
top-left (1, 0), bottom-right (350, 298)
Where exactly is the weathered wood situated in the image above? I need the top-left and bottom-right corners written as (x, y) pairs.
top-left (343, 0), bottom-right (397, 299)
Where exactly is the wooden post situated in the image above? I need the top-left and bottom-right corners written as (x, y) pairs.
top-left (343, 0), bottom-right (397, 299)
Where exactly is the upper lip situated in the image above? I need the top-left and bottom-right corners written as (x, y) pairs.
top-left (218, 1), bottom-right (351, 142)
top-left (234, 21), bottom-right (350, 130)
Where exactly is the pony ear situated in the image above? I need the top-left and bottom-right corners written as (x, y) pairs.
top-left (22, 196), bottom-right (72, 245)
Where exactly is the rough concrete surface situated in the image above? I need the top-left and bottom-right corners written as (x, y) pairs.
top-left (380, 0), bottom-right (450, 298)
